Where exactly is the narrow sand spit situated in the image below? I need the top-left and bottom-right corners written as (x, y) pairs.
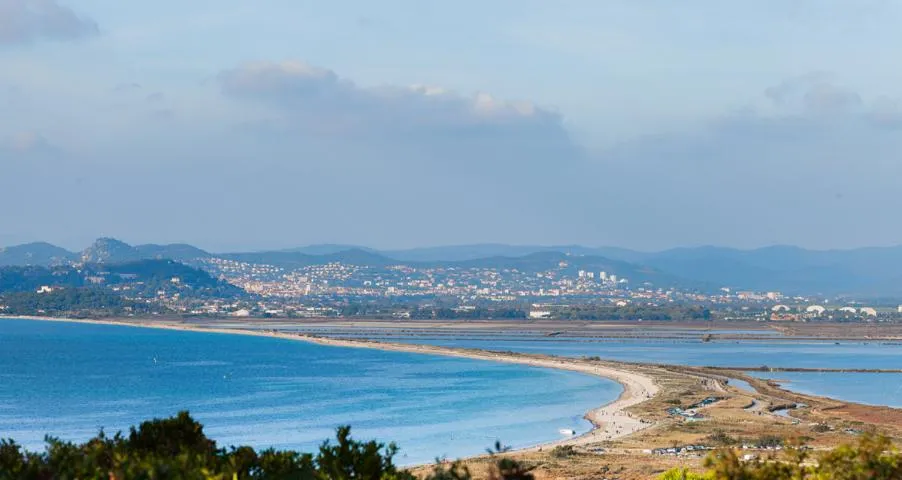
top-left (1, 316), bottom-right (661, 449)
top-left (298, 335), bottom-right (660, 448)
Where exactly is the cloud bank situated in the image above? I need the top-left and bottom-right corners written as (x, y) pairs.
top-left (2, 49), bottom-right (901, 250)
top-left (0, 0), bottom-right (98, 46)
top-left (589, 74), bottom-right (902, 248)
top-left (213, 61), bottom-right (584, 189)
top-left (2, 60), bottom-right (591, 250)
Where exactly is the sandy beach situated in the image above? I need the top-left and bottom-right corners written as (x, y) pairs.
top-left (298, 335), bottom-right (661, 449)
top-left (1, 315), bottom-right (661, 450)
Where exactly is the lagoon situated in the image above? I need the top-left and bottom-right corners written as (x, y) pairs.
top-left (748, 371), bottom-right (902, 408)
top-left (382, 337), bottom-right (902, 370)
top-left (367, 335), bottom-right (902, 408)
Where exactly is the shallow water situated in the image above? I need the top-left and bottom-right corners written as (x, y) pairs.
top-left (725, 378), bottom-right (755, 393)
top-left (748, 371), bottom-right (902, 408)
top-left (375, 336), bottom-right (902, 407)
top-left (386, 337), bottom-right (902, 369)
top-left (0, 319), bottom-right (619, 463)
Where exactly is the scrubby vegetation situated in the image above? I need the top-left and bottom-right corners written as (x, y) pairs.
top-left (660, 434), bottom-right (901, 480)
top-left (2, 412), bottom-right (901, 479)
top-left (704, 430), bottom-right (738, 447)
top-left (0, 412), bottom-right (534, 480)
top-left (549, 445), bottom-right (577, 459)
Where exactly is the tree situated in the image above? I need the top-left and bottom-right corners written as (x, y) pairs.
top-left (424, 459), bottom-right (472, 480)
top-left (315, 426), bottom-right (414, 480)
top-left (658, 468), bottom-right (714, 480)
top-left (485, 441), bottom-right (534, 480)
top-left (668, 434), bottom-right (902, 480)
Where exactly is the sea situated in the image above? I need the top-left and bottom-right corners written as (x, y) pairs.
top-left (374, 336), bottom-right (902, 369)
top-left (748, 371), bottom-right (902, 408)
top-left (0, 319), bottom-right (619, 464)
top-left (345, 334), bottom-right (902, 409)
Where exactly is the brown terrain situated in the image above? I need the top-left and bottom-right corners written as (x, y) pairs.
top-left (409, 359), bottom-right (902, 479)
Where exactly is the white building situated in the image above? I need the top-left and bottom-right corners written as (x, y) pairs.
top-left (860, 307), bottom-right (878, 317)
top-left (529, 310), bottom-right (552, 319)
top-left (805, 305), bottom-right (826, 316)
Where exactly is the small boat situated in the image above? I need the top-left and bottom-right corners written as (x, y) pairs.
top-left (559, 428), bottom-right (576, 436)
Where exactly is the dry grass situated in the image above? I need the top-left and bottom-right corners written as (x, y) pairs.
top-left (406, 361), bottom-right (902, 479)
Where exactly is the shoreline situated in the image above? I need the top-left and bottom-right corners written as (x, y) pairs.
top-left (0, 315), bottom-right (660, 452)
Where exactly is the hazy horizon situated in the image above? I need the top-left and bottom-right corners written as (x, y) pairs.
top-left (4, 1), bottom-right (901, 252)
top-left (6, 235), bottom-right (902, 255)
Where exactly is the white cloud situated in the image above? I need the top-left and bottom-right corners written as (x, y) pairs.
top-left (867, 95), bottom-right (902, 129)
top-left (764, 72), bottom-right (864, 116)
top-left (212, 60), bottom-right (583, 193)
top-left (217, 60), bottom-right (559, 132)
top-left (0, 0), bottom-right (98, 46)
top-left (586, 74), bottom-right (902, 249)
top-left (2, 130), bottom-right (52, 152)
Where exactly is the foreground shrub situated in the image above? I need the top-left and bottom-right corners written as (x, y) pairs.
top-left (0, 412), bottom-right (399, 480)
top-left (660, 434), bottom-right (902, 480)
top-left (658, 468), bottom-right (714, 480)
top-left (549, 445), bottom-right (577, 459)
top-left (0, 412), bottom-right (537, 480)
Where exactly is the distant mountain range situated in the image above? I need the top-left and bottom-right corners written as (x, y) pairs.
top-left (4, 239), bottom-right (902, 297)
top-left (0, 239), bottom-right (212, 267)
top-left (282, 243), bottom-right (649, 263)
top-left (0, 258), bottom-right (243, 299)
top-left (0, 242), bottom-right (76, 267)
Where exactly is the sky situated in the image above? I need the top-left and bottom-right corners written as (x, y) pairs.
top-left (2, 0), bottom-right (902, 252)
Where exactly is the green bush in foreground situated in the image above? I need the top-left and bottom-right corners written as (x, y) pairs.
top-left (4, 411), bottom-right (900, 479)
top-left (657, 469), bottom-right (713, 480)
top-left (0, 412), bottom-right (533, 480)
top-left (659, 434), bottom-right (901, 480)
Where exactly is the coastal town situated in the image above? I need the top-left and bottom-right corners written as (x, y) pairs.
top-left (4, 250), bottom-right (902, 323)
top-left (177, 257), bottom-right (896, 322)
top-left (2, 238), bottom-right (902, 323)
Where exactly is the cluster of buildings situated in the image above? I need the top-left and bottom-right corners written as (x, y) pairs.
top-left (126, 258), bottom-right (902, 322)
top-left (184, 259), bottom-right (841, 317)
top-left (196, 258), bottom-right (798, 308)
top-left (196, 259), bottom-right (644, 302)
top-left (770, 304), bottom-right (882, 321)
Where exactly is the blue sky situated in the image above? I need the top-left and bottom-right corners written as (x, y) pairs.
top-left (2, 0), bottom-right (902, 251)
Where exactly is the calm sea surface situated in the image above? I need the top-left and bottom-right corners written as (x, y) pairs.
top-left (382, 337), bottom-right (902, 369)
top-left (748, 372), bottom-right (902, 408)
top-left (0, 319), bottom-right (619, 464)
top-left (373, 336), bottom-right (902, 408)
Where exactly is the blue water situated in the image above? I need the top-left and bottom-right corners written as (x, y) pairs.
top-left (379, 337), bottom-right (902, 408)
top-left (255, 328), bottom-right (782, 338)
top-left (0, 319), bottom-right (619, 464)
top-left (749, 372), bottom-right (902, 408)
top-left (725, 378), bottom-right (755, 394)
top-left (387, 337), bottom-right (902, 370)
